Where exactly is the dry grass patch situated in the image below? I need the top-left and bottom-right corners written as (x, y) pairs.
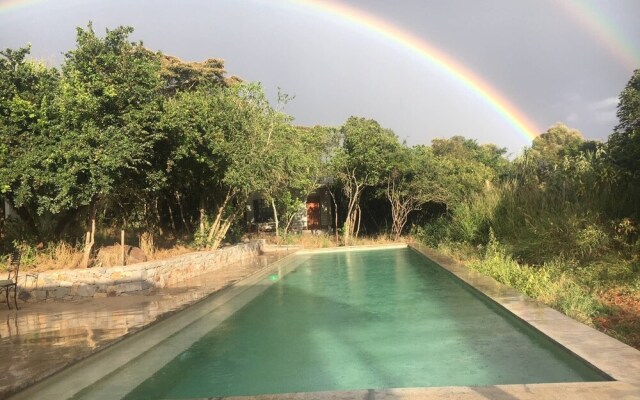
top-left (151, 244), bottom-right (194, 260)
top-left (595, 288), bottom-right (640, 350)
top-left (256, 232), bottom-right (400, 249)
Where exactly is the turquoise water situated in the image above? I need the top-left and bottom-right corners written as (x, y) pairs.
top-left (124, 248), bottom-right (607, 398)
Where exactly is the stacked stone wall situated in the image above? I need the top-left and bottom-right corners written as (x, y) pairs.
top-left (11, 240), bottom-right (264, 302)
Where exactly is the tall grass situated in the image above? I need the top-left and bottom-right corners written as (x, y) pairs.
top-left (468, 231), bottom-right (602, 322)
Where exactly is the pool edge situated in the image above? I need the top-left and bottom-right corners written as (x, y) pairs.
top-left (177, 381), bottom-right (640, 400)
top-left (409, 243), bottom-right (640, 389)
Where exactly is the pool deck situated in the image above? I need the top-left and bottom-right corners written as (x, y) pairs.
top-left (4, 243), bottom-right (640, 399)
top-left (0, 251), bottom-right (293, 399)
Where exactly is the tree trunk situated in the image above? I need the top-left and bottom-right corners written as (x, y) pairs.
top-left (283, 212), bottom-right (296, 236)
top-left (329, 188), bottom-right (339, 245)
top-left (354, 203), bottom-right (362, 240)
top-left (199, 195), bottom-right (206, 237)
top-left (206, 190), bottom-right (236, 250)
top-left (386, 177), bottom-right (421, 241)
top-left (121, 229), bottom-right (126, 266)
top-left (208, 215), bottom-right (234, 251)
top-left (271, 198), bottom-right (280, 237)
top-left (175, 191), bottom-right (190, 234)
top-left (80, 206), bottom-right (96, 268)
top-left (342, 183), bottom-right (363, 246)
top-left (208, 205), bottom-right (242, 251)
top-left (167, 203), bottom-right (177, 234)
top-left (154, 197), bottom-right (164, 236)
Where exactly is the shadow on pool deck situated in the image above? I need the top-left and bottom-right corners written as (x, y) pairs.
top-left (0, 252), bottom-right (293, 399)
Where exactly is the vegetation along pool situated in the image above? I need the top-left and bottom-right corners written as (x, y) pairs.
top-left (76, 248), bottom-right (608, 399)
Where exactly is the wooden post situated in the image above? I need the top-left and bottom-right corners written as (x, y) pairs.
top-left (121, 229), bottom-right (126, 266)
top-left (80, 218), bottom-right (95, 269)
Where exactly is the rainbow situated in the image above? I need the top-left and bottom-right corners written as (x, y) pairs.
top-left (288, 0), bottom-right (541, 142)
top-left (0, 0), bottom-right (46, 13)
top-left (559, 0), bottom-right (639, 72)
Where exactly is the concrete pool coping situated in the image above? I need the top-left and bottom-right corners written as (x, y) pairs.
top-left (11, 243), bottom-right (640, 399)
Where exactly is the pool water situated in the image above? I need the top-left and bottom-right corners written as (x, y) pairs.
top-left (121, 248), bottom-right (606, 398)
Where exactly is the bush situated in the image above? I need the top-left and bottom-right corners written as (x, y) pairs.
top-left (412, 217), bottom-right (450, 247)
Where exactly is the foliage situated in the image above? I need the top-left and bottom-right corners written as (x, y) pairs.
top-left (429, 136), bottom-right (503, 208)
top-left (419, 72), bottom-right (640, 346)
top-left (160, 54), bottom-right (228, 95)
top-left (0, 45), bottom-right (61, 239)
top-left (385, 145), bottom-right (452, 239)
top-left (529, 123), bottom-right (584, 165)
top-left (608, 69), bottom-right (640, 217)
top-left (331, 117), bottom-right (401, 244)
top-left (465, 232), bottom-right (603, 323)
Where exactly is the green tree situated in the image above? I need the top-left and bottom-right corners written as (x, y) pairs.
top-left (609, 70), bottom-right (640, 184)
top-left (162, 82), bottom-right (286, 249)
top-left (52, 24), bottom-right (163, 266)
top-left (159, 54), bottom-right (231, 96)
top-left (429, 136), bottom-right (503, 208)
top-left (263, 124), bottom-right (334, 236)
top-left (332, 117), bottom-right (400, 245)
top-left (0, 45), bottom-right (61, 240)
top-left (529, 123), bottom-right (583, 167)
top-left (385, 145), bottom-right (451, 239)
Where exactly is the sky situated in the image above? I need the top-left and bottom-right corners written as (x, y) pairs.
top-left (0, 0), bottom-right (638, 154)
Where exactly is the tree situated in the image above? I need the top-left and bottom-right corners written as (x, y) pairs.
top-left (0, 45), bottom-right (61, 240)
top-left (385, 145), bottom-right (452, 239)
top-left (162, 82), bottom-right (287, 249)
top-left (608, 69), bottom-right (640, 216)
top-left (529, 123), bottom-right (583, 167)
top-left (428, 136), bottom-right (503, 209)
top-left (609, 69), bottom-right (640, 182)
top-left (263, 125), bottom-right (334, 237)
top-left (159, 54), bottom-right (230, 96)
top-left (52, 24), bottom-right (164, 266)
top-left (332, 117), bottom-right (400, 245)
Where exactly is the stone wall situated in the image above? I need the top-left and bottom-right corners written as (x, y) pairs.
top-left (12, 240), bottom-right (265, 303)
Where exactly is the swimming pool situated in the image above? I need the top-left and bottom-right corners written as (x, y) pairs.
top-left (68, 247), bottom-right (608, 399)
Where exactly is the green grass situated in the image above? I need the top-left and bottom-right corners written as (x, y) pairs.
top-left (437, 233), bottom-right (603, 324)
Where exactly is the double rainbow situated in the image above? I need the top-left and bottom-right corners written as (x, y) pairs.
top-left (2, 0), bottom-right (638, 142)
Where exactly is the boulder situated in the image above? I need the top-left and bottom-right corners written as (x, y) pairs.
top-left (96, 245), bottom-right (147, 267)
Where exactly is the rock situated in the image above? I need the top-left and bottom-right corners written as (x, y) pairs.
top-left (96, 245), bottom-right (147, 267)
top-left (18, 290), bottom-right (32, 302)
top-left (127, 246), bottom-right (147, 264)
top-left (53, 287), bottom-right (70, 298)
top-left (76, 285), bottom-right (96, 297)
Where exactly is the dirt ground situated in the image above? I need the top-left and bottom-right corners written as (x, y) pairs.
top-left (594, 288), bottom-right (640, 350)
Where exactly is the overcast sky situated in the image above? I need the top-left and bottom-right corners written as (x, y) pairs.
top-left (1, 0), bottom-right (638, 154)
